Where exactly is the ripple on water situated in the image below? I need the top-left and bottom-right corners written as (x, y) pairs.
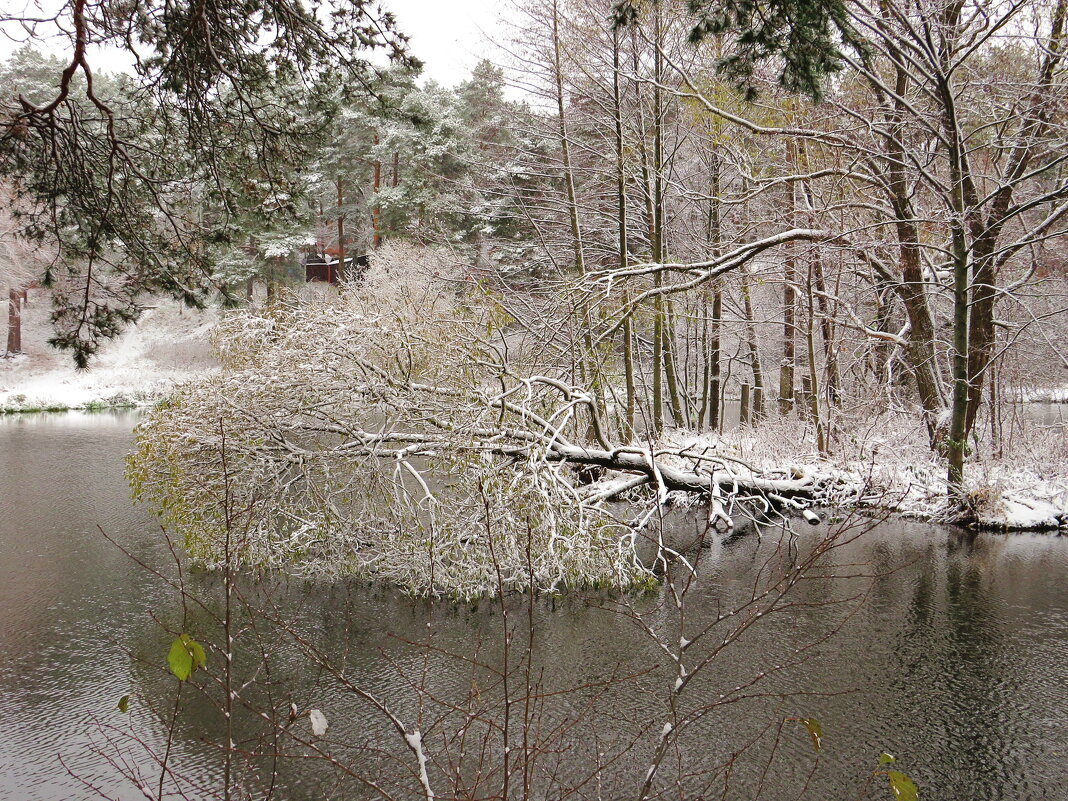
top-left (2, 415), bottom-right (1068, 800)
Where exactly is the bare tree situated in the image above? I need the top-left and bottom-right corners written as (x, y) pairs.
top-left (0, 190), bottom-right (54, 355)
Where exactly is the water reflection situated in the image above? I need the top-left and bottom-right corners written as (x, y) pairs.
top-left (1, 414), bottom-right (1066, 800)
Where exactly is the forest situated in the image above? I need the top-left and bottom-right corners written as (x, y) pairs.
top-left (1, 0), bottom-right (1067, 798)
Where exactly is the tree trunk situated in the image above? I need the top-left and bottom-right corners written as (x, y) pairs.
top-left (779, 141), bottom-right (798, 414)
top-left (552, 0), bottom-right (585, 278)
top-left (932, 6), bottom-right (981, 496)
top-left (7, 288), bottom-right (21, 354)
top-left (551, 0), bottom-right (607, 444)
top-left (879, 60), bottom-right (947, 447)
top-left (650, 3), bottom-right (676, 429)
top-left (265, 260), bottom-right (277, 304)
top-left (741, 272), bottom-right (764, 417)
top-left (805, 268), bottom-right (828, 453)
top-left (701, 152), bottom-right (723, 430)
top-left (702, 288), bottom-right (722, 430)
top-left (796, 140), bottom-right (840, 406)
top-left (947, 225), bottom-right (970, 493)
top-left (652, 290), bottom-right (664, 430)
top-left (623, 307), bottom-right (636, 437)
top-left (810, 250), bottom-right (840, 404)
top-left (372, 134), bottom-right (382, 249)
top-left (662, 303), bottom-right (686, 426)
top-left (336, 177), bottom-right (345, 283)
top-left (612, 27), bottom-right (636, 438)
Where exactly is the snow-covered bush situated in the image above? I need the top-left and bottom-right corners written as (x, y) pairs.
top-left (129, 257), bottom-right (652, 598)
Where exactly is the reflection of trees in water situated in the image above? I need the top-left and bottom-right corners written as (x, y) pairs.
top-left (104, 514), bottom-right (881, 801)
top-left (893, 531), bottom-right (1019, 800)
top-left (97, 516), bottom-right (1068, 801)
top-left (12, 420), bottom-right (1067, 800)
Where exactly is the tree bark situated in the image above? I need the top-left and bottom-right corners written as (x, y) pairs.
top-left (7, 288), bottom-right (21, 354)
top-left (779, 140), bottom-right (798, 414)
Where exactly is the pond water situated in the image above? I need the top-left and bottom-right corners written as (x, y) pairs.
top-left (1, 412), bottom-right (1067, 800)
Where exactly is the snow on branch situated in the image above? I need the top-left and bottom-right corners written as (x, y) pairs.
top-left (128, 280), bottom-right (839, 598)
top-left (583, 228), bottom-right (828, 340)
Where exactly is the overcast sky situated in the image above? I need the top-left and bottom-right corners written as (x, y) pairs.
top-left (383, 0), bottom-right (504, 85)
top-left (0, 1), bottom-right (506, 87)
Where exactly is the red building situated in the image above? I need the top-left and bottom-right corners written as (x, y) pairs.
top-left (304, 254), bottom-right (369, 285)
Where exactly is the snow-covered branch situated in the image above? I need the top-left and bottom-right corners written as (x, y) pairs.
top-left (128, 281), bottom-right (843, 598)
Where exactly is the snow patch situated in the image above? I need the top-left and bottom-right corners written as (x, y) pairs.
top-left (2, 291), bottom-right (220, 412)
top-left (651, 418), bottom-right (1068, 532)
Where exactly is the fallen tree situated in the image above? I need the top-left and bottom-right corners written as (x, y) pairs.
top-left (128, 248), bottom-right (1068, 600)
top-left (128, 255), bottom-right (838, 598)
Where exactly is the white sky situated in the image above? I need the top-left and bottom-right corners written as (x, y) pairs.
top-left (382, 0), bottom-right (504, 85)
top-left (0, 0), bottom-right (505, 87)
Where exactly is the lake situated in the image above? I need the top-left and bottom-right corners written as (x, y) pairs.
top-left (1, 412), bottom-right (1066, 800)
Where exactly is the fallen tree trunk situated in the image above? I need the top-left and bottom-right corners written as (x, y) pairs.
top-left (546, 442), bottom-right (818, 498)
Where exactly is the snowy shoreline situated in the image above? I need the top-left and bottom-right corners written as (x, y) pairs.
top-left (4, 292), bottom-right (1065, 533)
top-left (1, 378), bottom-right (173, 414)
top-left (1, 291), bottom-right (220, 414)
top-left (1016, 384), bottom-right (1068, 404)
top-left (652, 424), bottom-right (1068, 533)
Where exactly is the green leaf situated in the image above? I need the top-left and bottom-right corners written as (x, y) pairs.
top-left (886, 769), bottom-right (918, 801)
top-left (796, 717), bottom-right (822, 752)
top-left (117, 694), bottom-right (130, 713)
top-left (879, 752), bottom-right (897, 765)
top-left (188, 638), bottom-right (207, 670)
top-left (168, 638), bottom-right (192, 680)
top-left (168, 634), bottom-right (206, 681)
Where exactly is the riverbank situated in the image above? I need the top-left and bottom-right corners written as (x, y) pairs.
top-left (654, 418), bottom-right (1068, 532)
top-left (5, 290), bottom-right (1065, 532)
top-left (1, 291), bottom-right (219, 413)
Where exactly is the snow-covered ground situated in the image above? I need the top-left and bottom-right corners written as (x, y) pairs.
top-left (656, 416), bottom-right (1068, 532)
top-left (1, 290), bottom-right (220, 412)
top-left (1019, 383), bottom-right (1068, 403)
